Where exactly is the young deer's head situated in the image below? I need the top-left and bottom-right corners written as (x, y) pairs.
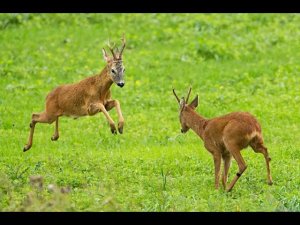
top-left (173, 87), bottom-right (198, 133)
top-left (102, 34), bottom-right (126, 88)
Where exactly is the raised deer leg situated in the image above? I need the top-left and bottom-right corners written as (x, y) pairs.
top-left (222, 153), bottom-right (232, 189)
top-left (88, 102), bottom-right (117, 134)
top-left (250, 137), bottom-right (273, 185)
top-left (225, 144), bottom-right (247, 192)
top-left (23, 112), bottom-right (57, 152)
top-left (51, 117), bottom-right (59, 141)
top-left (263, 149), bottom-right (273, 185)
top-left (105, 99), bottom-right (124, 134)
top-left (87, 103), bottom-right (100, 115)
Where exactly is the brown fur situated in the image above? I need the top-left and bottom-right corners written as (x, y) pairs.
top-left (173, 88), bottom-right (273, 191)
top-left (24, 36), bottom-right (126, 151)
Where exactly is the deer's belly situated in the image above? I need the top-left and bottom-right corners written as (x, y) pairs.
top-left (62, 106), bottom-right (89, 118)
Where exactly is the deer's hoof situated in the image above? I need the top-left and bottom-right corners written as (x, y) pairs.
top-left (268, 180), bottom-right (273, 185)
top-left (226, 188), bottom-right (233, 192)
top-left (118, 124), bottom-right (123, 134)
top-left (118, 122), bottom-right (124, 134)
top-left (51, 135), bottom-right (59, 141)
top-left (23, 145), bottom-right (31, 152)
top-left (110, 124), bottom-right (117, 135)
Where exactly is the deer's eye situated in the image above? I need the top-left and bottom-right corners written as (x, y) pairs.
top-left (111, 69), bottom-right (116, 74)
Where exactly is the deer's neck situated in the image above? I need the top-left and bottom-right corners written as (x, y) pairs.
top-left (97, 66), bottom-right (113, 94)
top-left (185, 108), bottom-right (208, 140)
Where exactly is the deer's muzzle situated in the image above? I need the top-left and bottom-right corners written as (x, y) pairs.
top-left (117, 82), bottom-right (125, 88)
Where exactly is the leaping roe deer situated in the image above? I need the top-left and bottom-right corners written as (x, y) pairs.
top-left (23, 35), bottom-right (127, 152)
top-left (173, 87), bottom-right (273, 191)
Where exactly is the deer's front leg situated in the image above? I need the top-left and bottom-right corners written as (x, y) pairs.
top-left (105, 99), bottom-right (124, 134)
top-left (89, 103), bottom-right (117, 134)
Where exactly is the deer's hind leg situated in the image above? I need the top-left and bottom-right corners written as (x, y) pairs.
top-left (23, 112), bottom-right (57, 152)
top-left (250, 136), bottom-right (273, 185)
top-left (224, 141), bottom-right (247, 192)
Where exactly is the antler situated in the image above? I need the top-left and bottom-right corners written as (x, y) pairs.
top-left (118, 33), bottom-right (126, 59)
top-left (107, 39), bottom-right (117, 60)
top-left (102, 48), bottom-right (108, 58)
top-left (173, 89), bottom-right (180, 103)
top-left (186, 87), bottom-right (192, 103)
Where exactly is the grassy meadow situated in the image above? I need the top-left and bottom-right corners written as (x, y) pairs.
top-left (0, 13), bottom-right (299, 211)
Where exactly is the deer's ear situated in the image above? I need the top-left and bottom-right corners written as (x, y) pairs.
top-left (102, 48), bottom-right (110, 62)
top-left (189, 95), bottom-right (198, 109)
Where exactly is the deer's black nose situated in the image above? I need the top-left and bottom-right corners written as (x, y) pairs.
top-left (181, 129), bottom-right (184, 133)
top-left (117, 82), bottom-right (125, 87)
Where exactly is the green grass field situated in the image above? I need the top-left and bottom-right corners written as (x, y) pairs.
top-left (0, 13), bottom-right (299, 211)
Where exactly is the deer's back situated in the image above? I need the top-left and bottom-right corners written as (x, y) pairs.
top-left (203, 112), bottom-right (262, 150)
top-left (45, 76), bottom-right (109, 117)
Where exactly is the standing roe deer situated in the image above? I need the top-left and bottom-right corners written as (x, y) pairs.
top-left (172, 87), bottom-right (273, 191)
top-left (23, 35), bottom-right (127, 152)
